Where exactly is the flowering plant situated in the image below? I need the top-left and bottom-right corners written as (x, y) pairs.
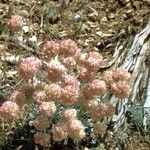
top-left (0, 19), bottom-right (132, 147)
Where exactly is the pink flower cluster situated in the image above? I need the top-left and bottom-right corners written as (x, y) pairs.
top-left (52, 122), bottom-right (68, 142)
top-left (33, 116), bottom-right (49, 131)
top-left (102, 67), bottom-right (131, 98)
top-left (85, 102), bottom-right (115, 121)
top-left (78, 67), bottom-right (95, 82)
top-left (60, 39), bottom-right (78, 56)
top-left (12, 38), bottom-right (132, 147)
top-left (43, 39), bottom-right (79, 58)
top-left (18, 57), bottom-right (42, 80)
top-left (47, 59), bottom-right (66, 81)
top-left (52, 108), bottom-right (85, 142)
top-left (34, 132), bottom-right (50, 147)
top-left (111, 80), bottom-right (131, 98)
top-left (60, 85), bottom-right (79, 106)
top-left (33, 90), bottom-right (46, 103)
top-left (84, 79), bottom-right (107, 98)
top-left (62, 56), bottom-right (76, 68)
top-left (62, 75), bottom-right (79, 88)
top-left (44, 83), bottom-right (61, 101)
top-left (43, 41), bottom-right (60, 58)
top-left (62, 108), bottom-right (77, 121)
top-left (83, 52), bottom-right (103, 72)
top-left (68, 119), bottom-right (85, 140)
top-left (0, 101), bottom-right (20, 122)
top-left (112, 67), bottom-right (131, 81)
top-left (39, 101), bottom-right (56, 117)
top-left (7, 15), bottom-right (23, 31)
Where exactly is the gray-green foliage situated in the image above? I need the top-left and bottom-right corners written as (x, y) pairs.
top-left (127, 106), bottom-right (145, 133)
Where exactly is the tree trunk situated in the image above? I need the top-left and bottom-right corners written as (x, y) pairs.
top-left (108, 18), bottom-right (150, 131)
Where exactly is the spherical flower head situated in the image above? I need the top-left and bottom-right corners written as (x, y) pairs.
top-left (52, 122), bottom-right (68, 142)
top-left (101, 70), bottom-right (113, 84)
top-left (9, 90), bottom-right (26, 107)
top-left (111, 81), bottom-right (131, 98)
top-left (62, 108), bottom-right (77, 121)
top-left (60, 85), bottom-right (79, 105)
top-left (85, 79), bottom-right (107, 98)
top-left (33, 116), bottom-right (49, 131)
top-left (112, 67), bottom-right (131, 81)
top-left (45, 83), bottom-right (61, 100)
top-left (60, 39), bottom-right (78, 56)
top-left (83, 52), bottom-right (103, 71)
top-left (68, 119), bottom-right (85, 140)
top-left (39, 101), bottom-right (56, 117)
top-left (71, 130), bottom-right (85, 141)
top-left (62, 75), bottom-right (80, 89)
top-left (93, 121), bottom-right (107, 136)
top-left (98, 103), bottom-right (115, 118)
top-left (62, 56), bottom-right (76, 68)
top-left (88, 103), bottom-right (114, 121)
top-left (78, 67), bottom-right (95, 82)
top-left (7, 15), bottom-right (23, 31)
top-left (87, 107), bottom-right (102, 121)
top-left (43, 41), bottom-right (60, 57)
top-left (89, 51), bottom-right (103, 58)
top-left (18, 57), bottom-right (42, 80)
top-left (0, 101), bottom-right (19, 122)
top-left (33, 90), bottom-right (47, 103)
top-left (47, 59), bottom-right (66, 81)
top-left (34, 132), bottom-right (50, 147)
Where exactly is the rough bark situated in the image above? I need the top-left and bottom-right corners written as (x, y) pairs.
top-left (108, 18), bottom-right (150, 131)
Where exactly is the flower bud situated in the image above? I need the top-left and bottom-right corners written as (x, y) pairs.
top-left (7, 15), bottom-right (23, 31)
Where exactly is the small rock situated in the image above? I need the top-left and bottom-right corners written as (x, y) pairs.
top-left (6, 70), bottom-right (17, 78)
top-left (5, 84), bottom-right (10, 87)
top-left (74, 14), bottom-right (81, 21)
top-left (21, 10), bottom-right (29, 17)
top-left (108, 13), bottom-right (115, 19)
top-left (59, 30), bottom-right (68, 37)
top-left (112, 114), bottom-right (118, 122)
top-left (81, 24), bottom-right (90, 33)
top-left (87, 21), bottom-right (98, 28)
top-left (17, 36), bottom-right (23, 42)
top-left (101, 17), bottom-right (108, 22)
top-left (121, 14), bottom-right (127, 20)
top-left (22, 25), bottom-right (29, 33)
top-left (88, 13), bottom-right (98, 22)
top-left (29, 35), bottom-right (37, 43)
top-left (96, 31), bottom-right (103, 36)
top-left (126, 9), bottom-right (133, 14)
top-left (1, 53), bottom-right (20, 65)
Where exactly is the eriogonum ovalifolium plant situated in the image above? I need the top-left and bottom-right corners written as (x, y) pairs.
top-left (0, 19), bottom-right (132, 147)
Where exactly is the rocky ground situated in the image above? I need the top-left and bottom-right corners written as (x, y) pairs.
top-left (0, 0), bottom-right (150, 149)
